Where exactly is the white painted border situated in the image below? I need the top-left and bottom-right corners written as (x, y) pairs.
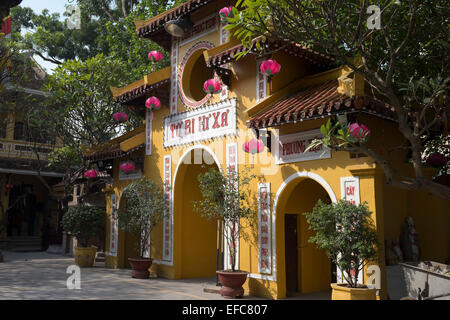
top-left (248, 171), bottom-right (337, 282)
top-left (162, 155), bottom-right (172, 261)
top-left (108, 193), bottom-right (118, 257)
top-left (274, 129), bottom-right (331, 165)
top-left (258, 182), bottom-right (272, 274)
top-left (153, 145), bottom-right (224, 267)
top-left (225, 142), bottom-right (239, 270)
top-left (163, 98), bottom-right (237, 148)
top-left (145, 109), bottom-right (152, 156)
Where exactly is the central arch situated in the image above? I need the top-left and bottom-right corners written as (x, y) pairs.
top-left (173, 145), bottom-right (223, 279)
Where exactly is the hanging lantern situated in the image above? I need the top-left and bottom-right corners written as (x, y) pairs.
top-left (120, 162), bottom-right (136, 175)
top-left (260, 59), bottom-right (281, 78)
top-left (84, 169), bottom-right (98, 179)
top-left (348, 123), bottom-right (371, 143)
top-left (426, 153), bottom-right (448, 168)
top-left (113, 112), bottom-right (129, 123)
top-left (242, 138), bottom-right (265, 155)
top-left (145, 96), bottom-right (161, 110)
top-left (148, 50), bottom-right (163, 62)
top-left (219, 6), bottom-right (234, 23)
top-left (203, 78), bottom-right (222, 94)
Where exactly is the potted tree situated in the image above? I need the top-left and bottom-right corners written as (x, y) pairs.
top-left (62, 204), bottom-right (105, 267)
top-left (303, 200), bottom-right (380, 300)
top-left (117, 177), bottom-right (167, 279)
top-left (194, 167), bottom-right (256, 298)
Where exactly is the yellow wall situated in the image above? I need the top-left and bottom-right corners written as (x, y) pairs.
top-left (100, 0), bottom-right (449, 300)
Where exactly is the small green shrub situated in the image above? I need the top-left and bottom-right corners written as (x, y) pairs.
top-left (62, 204), bottom-right (104, 247)
top-left (303, 200), bottom-right (379, 287)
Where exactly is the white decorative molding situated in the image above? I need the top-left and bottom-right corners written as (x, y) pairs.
top-left (109, 194), bottom-right (118, 256)
top-left (256, 58), bottom-right (267, 102)
top-left (170, 37), bottom-right (179, 115)
top-left (145, 109), bottom-right (152, 156)
top-left (163, 98), bottom-right (237, 148)
top-left (258, 183), bottom-right (271, 274)
top-left (162, 155), bottom-right (172, 261)
top-left (224, 143), bottom-right (239, 270)
top-left (253, 171), bottom-right (337, 282)
top-left (274, 129), bottom-right (331, 165)
top-left (338, 176), bottom-right (363, 284)
top-left (340, 176), bottom-right (361, 205)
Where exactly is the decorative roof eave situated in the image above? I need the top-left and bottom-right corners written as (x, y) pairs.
top-left (110, 66), bottom-right (171, 103)
top-left (82, 124), bottom-right (145, 159)
top-left (247, 81), bottom-right (397, 130)
top-left (83, 143), bottom-right (145, 162)
top-left (134, 0), bottom-right (216, 48)
top-left (205, 36), bottom-right (335, 69)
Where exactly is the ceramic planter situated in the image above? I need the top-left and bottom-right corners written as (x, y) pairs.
top-left (217, 270), bottom-right (248, 298)
top-left (331, 283), bottom-right (377, 300)
top-left (128, 258), bottom-right (153, 279)
top-left (74, 246), bottom-right (97, 268)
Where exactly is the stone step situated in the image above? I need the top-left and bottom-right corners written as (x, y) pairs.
top-left (95, 257), bottom-right (106, 262)
top-left (9, 246), bottom-right (42, 252)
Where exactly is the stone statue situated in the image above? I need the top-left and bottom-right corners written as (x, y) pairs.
top-left (400, 216), bottom-right (419, 262)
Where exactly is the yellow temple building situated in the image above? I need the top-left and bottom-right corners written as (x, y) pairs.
top-left (83, 0), bottom-right (449, 299)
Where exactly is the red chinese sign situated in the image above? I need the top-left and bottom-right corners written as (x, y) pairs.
top-left (162, 155), bottom-right (172, 261)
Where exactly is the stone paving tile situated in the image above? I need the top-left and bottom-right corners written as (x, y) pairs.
top-left (0, 251), bottom-right (264, 300)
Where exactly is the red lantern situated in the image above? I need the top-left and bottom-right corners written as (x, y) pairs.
top-left (148, 50), bottom-right (163, 62)
top-left (113, 112), bottom-right (128, 123)
top-left (145, 97), bottom-right (161, 110)
top-left (5, 183), bottom-right (13, 195)
top-left (120, 162), bottom-right (136, 175)
top-left (219, 6), bottom-right (234, 23)
top-left (426, 153), bottom-right (448, 168)
top-left (348, 123), bottom-right (371, 143)
top-left (84, 169), bottom-right (98, 179)
top-left (242, 138), bottom-right (265, 154)
top-left (203, 78), bottom-right (222, 94)
top-left (260, 59), bottom-right (281, 78)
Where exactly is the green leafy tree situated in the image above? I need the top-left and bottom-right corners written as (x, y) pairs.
top-left (227, 0), bottom-right (450, 202)
top-left (62, 204), bottom-right (105, 247)
top-left (304, 200), bottom-right (379, 288)
top-left (193, 167), bottom-right (257, 272)
top-left (117, 177), bottom-right (167, 258)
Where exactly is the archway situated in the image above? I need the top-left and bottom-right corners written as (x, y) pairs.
top-left (173, 147), bottom-right (221, 279)
top-left (275, 174), bottom-right (336, 297)
top-left (117, 189), bottom-right (140, 268)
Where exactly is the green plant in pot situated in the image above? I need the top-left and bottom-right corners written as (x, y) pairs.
top-left (117, 177), bottom-right (167, 279)
top-left (303, 200), bottom-right (380, 300)
top-left (194, 167), bottom-right (256, 298)
top-left (62, 204), bottom-right (104, 267)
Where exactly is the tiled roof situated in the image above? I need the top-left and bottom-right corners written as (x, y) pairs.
top-left (247, 80), bottom-right (396, 129)
top-left (114, 79), bottom-right (170, 105)
top-left (84, 143), bottom-right (144, 162)
top-left (135, 0), bottom-right (216, 50)
top-left (207, 37), bottom-right (335, 69)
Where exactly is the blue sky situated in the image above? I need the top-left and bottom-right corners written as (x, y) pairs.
top-left (19, 0), bottom-right (72, 73)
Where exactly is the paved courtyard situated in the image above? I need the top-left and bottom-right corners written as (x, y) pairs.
top-left (0, 251), bottom-right (258, 300)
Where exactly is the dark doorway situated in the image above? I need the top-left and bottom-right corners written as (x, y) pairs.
top-left (285, 214), bottom-right (298, 296)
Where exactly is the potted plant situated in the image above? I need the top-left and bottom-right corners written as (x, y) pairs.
top-left (62, 204), bottom-right (104, 267)
top-left (194, 167), bottom-right (256, 298)
top-left (303, 200), bottom-right (380, 300)
top-left (117, 177), bottom-right (167, 279)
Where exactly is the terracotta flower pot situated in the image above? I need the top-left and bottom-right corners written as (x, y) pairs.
top-left (331, 283), bottom-right (377, 300)
top-left (217, 270), bottom-right (248, 298)
top-left (128, 258), bottom-right (153, 279)
top-left (74, 246), bottom-right (97, 268)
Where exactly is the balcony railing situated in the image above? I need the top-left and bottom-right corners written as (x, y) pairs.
top-left (0, 138), bottom-right (56, 161)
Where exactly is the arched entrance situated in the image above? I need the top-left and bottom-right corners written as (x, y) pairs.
top-left (173, 147), bottom-right (221, 279)
top-left (276, 173), bottom-right (337, 297)
top-left (117, 189), bottom-right (140, 268)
